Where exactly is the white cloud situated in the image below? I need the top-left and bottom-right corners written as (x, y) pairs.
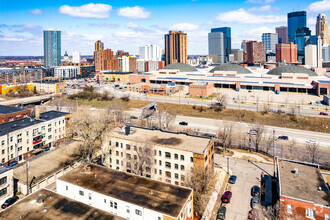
top-left (171, 23), bottom-right (199, 31)
top-left (248, 5), bottom-right (273, 12)
top-left (59, 3), bottom-right (112, 18)
top-left (308, 0), bottom-right (330, 12)
top-left (216, 8), bottom-right (285, 24)
top-left (30, 9), bottom-right (42, 15)
top-left (126, 22), bottom-right (139, 28)
top-left (118, 6), bottom-right (150, 19)
top-left (245, 0), bottom-right (275, 3)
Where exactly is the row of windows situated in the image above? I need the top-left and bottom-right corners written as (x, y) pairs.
top-left (0, 177), bottom-right (7, 185)
top-left (287, 204), bottom-right (330, 219)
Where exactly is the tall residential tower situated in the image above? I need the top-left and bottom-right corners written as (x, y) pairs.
top-left (316, 13), bottom-right (329, 45)
top-left (43, 29), bottom-right (61, 67)
top-left (165, 31), bottom-right (187, 65)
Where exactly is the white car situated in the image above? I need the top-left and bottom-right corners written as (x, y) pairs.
top-left (306, 139), bottom-right (317, 144)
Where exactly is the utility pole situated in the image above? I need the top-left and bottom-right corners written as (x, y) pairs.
top-left (273, 130), bottom-right (276, 177)
top-left (26, 161), bottom-right (29, 195)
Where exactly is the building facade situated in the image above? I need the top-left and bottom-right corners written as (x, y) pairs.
top-left (262, 33), bottom-right (278, 54)
top-left (72, 51), bottom-right (81, 64)
top-left (139, 45), bottom-right (162, 61)
top-left (208, 32), bottom-right (225, 64)
top-left (43, 29), bottom-right (61, 67)
top-left (189, 82), bottom-right (214, 98)
top-left (33, 81), bottom-right (65, 94)
top-left (288, 11), bottom-right (307, 43)
top-left (316, 13), bottom-right (329, 45)
top-left (294, 27), bottom-right (311, 63)
top-left (276, 26), bottom-right (288, 43)
top-left (247, 41), bottom-right (265, 65)
top-left (0, 165), bottom-right (13, 203)
top-left (322, 44), bottom-right (330, 62)
top-left (165, 31), bottom-right (187, 65)
top-left (0, 105), bottom-right (31, 125)
top-left (210, 27), bottom-right (231, 62)
top-left (231, 49), bottom-right (244, 63)
top-left (53, 66), bottom-right (80, 79)
top-left (276, 43), bottom-right (298, 63)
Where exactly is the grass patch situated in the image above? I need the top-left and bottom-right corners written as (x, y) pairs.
top-left (69, 97), bottom-right (151, 109)
top-left (189, 93), bottom-right (218, 100)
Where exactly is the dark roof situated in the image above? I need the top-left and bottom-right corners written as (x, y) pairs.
top-left (59, 164), bottom-right (192, 218)
top-left (33, 81), bottom-right (62, 84)
top-left (0, 111), bottom-right (68, 136)
top-left (210, 64), bottom-right (252, 74)
top-left (267, 65), bottom-right (318, 76)
top-left (162, 63), bottom-right (198, 72)
top-left (0, 164), bottom-right (12, 175)
top-left (277, 158), bottom-right (330, 206)
top-left (0, 189), bottom-right (124, 220)
top-left (0, 105), bottom-right (28, 115)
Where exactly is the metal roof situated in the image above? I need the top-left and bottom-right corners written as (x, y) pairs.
top-left (210, 64), bottom-right (252, 74)
top-left (267, 65), bottom-right (317, 76)
top-left (162, 63), bottom-right (198, 72)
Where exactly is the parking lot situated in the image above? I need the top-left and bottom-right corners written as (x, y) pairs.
top-left (215, 155), bottom-right (274, 219)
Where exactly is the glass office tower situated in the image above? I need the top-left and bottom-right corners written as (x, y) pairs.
top-left (288, 11), bottom-right (306, 43)
top-left (44, 29), bottom-right (61, 67)
top-left (210, 27), bottom-right (231, 62)
top-left (294, 27), bottom-right (311, 62)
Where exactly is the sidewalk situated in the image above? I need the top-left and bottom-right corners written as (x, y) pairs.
top-left (202, 167), bottom-right (230, 220)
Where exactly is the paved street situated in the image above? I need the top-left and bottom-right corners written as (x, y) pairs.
top-left (214, 155), bottom-right (274, 219)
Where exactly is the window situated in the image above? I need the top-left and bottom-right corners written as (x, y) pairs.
top-left (121, 152), bottom-right (123, 157)
top-left (126, 144), bottom-right (131, 150)
top-left (154, 169), bottom-right (157, 174)
top-left (10, 137), bottom-right (13, 142)
top-left (126, 206), bottom-right (130, 213)
top-left (134, 155), bottom-right (137, 160)
top-left (110, 201), bottom-right (113, 207)
top-left (104, 199), bottom-right (106, 203)
top-left (154, 150), bottom-right (157, 156)
top-left (165, 171), bottom-right (171, 178)
top-left (181, 175), bottom-right (185, 181)
top-left (114, 202), bottom-right (117, 209)
top-left (79, 190), bottom-right (84, 196)
top-left (48, 128), bottom-right (51, 132)
top-left (120, 143), bottom-right (123, 148)
top-left (174, 154), bottom-right (178, 160)
top-left (180, 155), bottom-right (185, 161)
top-left (325, 214), bottom-right (330, 220)
top-left (48, 135), bottom-right (52, 139)
top-left (0, 188), bottom-right (7, 197)
top-left (116, 159), bottom-right (119, 165)
top-left (165, 152), bottom-right (171, 159)
top-left (88, 193), bottom-right (91, 200)
top-left (126, 153), bottom-right (131, 160)
top-left (175, 181), bottom-right (179, 185)
top-left (175, 173), bottom-right (179, 179)
top-left (159, 160), bottom-right (162, 166)
top-left (116, 151), bottom-right (119, 156)
top-left (134, 146), bottom-right (137, 151)
top-left (287, 204), bottom-right (292, 214)
top-left (175, 164), bottom-right (178, 170)
top-left (1, 150), bottom-right (4, 155)
top-left (165, 162), bottom-right (171, 168)
top-left (135, 209), bottom-right (142, 216)
top-left (306, 209), bottom-right (315, 218)
top-left (181, 165), bottom-right (185, 171)
top-left (205, 155), bottom-right (208, 161)
top-left (27, 147), bottom-right (29, 152)
top-left (18, 147), bottom-right (22, 151)
top-left (190, 157), bottom-right (193, 162)
top-left (116, 142), bottom-right (119, 147)
top-left (66, 186), bottom-right (68, 191)
top-left (158, 217), bottom-right (161, 220)
top-left (0, 176), bottom-right (7, 185)
top-left (109, 141), bottom-right (111, 146)
top-left (159, 169), bottom-right (162, 175)
top-left (27, 139), bottom-right (29, 144)
top-left (10, 154), bottom-right (13, 159)
top-left (159, 150), bottom-right (162, 156)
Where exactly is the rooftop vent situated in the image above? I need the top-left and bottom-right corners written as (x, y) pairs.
top-left (291, 168), bottom-right (299, 174)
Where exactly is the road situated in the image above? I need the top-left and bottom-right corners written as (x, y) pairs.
top-left (214, 155), bottom-right (274, 219)
top-left (126, 109), bottom-right (330, 150)
top-left (0, 94), bottom-right (56, 106)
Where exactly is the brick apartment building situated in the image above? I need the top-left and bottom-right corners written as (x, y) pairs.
top-left (276, 43), bottom-right (298, 63)
top-left (0, 105), bottom-right (31, 124)
top-left (0, 68), bottom-right (43, 85)
top-left (189, 82), bottom-right (214, 98)
top-left (277, 158), bottom-right (330, 219)
top-left (247, 41), bottom-right (265, 65)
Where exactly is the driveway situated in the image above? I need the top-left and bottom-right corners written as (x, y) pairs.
top-left (215, 155), bottom-right (274, 219)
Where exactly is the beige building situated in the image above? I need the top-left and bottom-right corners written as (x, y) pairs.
top-left (104, 126), bottom-right (214, 186)
top-left (316, 13), bottom-right (329, 45)
top-left (165, 31), bottom-right (187, 66)
top-left (0, 111), bottom-right (68, 166)
top-left (33, 81), bottom-right (65, 94)
top-left (0, 165), bottom-right (13, 203)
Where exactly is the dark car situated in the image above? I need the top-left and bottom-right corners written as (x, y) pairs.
top-left (1, 196), bottom-right (18, 209)
top-left (320, 112), bottom-right (328, 116)
top-left (216, 206), bottom-right (226, 220)
top-left (251, 186), bottom-right (260, 197)
top-left (130, 116), bottom-right (138, 119)
top-left (277, 110), bottom-right (285, 114)
top-left (222, 191), bottom-right (232, 203)
top-left (251, 196), bottom-right (259, 208)
top-left (228, 175), bottom-right (237, 184)
top-left (248, 209), bottom-right (257, 220)
top-left (278, 136), bottom-right (289, 140)
top-left (179, 121), bottom-right (188, 126)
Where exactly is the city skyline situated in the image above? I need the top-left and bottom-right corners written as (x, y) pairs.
top-left (1, 0), bottom-right (330, 56)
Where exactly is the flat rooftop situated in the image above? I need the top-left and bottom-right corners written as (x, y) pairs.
top-left (0, 189), bottom-right (124, 220)
top-left (0, 164), bottom-right (12, 175)
top-left (0, 111), bottom-right (68, 136)
top-left (0, 105), bottom-right (28, 115)
top-left (58, 164), bottom-right (192, 218)
top-left (278, 159), bottom-right (330, 206)
top-left (111, 126), bottom-right (212, 154)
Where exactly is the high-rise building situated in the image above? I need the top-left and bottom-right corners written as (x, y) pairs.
top-left (208, 32), bottom-right (225, 63)
top-left (116, 50), bottom-right (129, 58)
top-left (295, 27), bottom-right (311, 62)
top-left (305, 36), bottom-right (322, 67)
top-left (288, 11), bottom-right (307, 43)
top-left (231, 49), bottom-right (244, 63)
top-left (94, 40), bottom-right (104, 72)
top-left (276, 26), bottom-right (288, 43)
top-left (43, 29), bottom-right (61, 67)
top-left (95, 40), bottom-right (104, 52)
top-left (164, 31), bottom-right (187, 65)
top-left (262, 33), bottom-right (278, 54)
top-left (322, 44), bottom-right (330, 61)
top-left (241, 40), bottom-right (251, 52)
top-left (72, 51), bottom-right (81, 64)
top-left (139, 45), bottom-right (162, 61)
top-left (316, 13), bottom-right (329, 45)
top-left (210, 27), bottom-right (231, 62)
top-left (247, 41), bottom-right (265, 65)
top-left (276, 43), bottom-right (297, 63)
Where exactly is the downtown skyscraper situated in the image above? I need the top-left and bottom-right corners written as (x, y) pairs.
top-left (288, 11), bottom-right (306, 43)
top-left (43, 29), bottom-right (61, 67)
top-left (208, 27), bottom-right (231, 63)
top-left (164, 31), bottom-right (187, 65)
top-left (316, 13), bottom-right (329, 45)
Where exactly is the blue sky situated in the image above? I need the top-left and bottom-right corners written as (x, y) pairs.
top-left (1, 0), bottom-right (330, 56)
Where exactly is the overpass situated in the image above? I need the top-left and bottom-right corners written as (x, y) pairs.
top-left (0, 94), bottom-right (57, 106)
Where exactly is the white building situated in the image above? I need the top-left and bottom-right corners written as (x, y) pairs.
top-left (305, 37), bottom-right (322, 68)
top-left (139, 45), bottom-right (162, 61)
top-left (56, 164), bottom-right (193, 220)
top-left (322, 44), bottom-right (330, 61)
top-left (72, 51), bottom-right (81, 64)
top-left (0, 165), bottom-right (13, 204)
top-left (0, 110), bottom-right (68, 165)
top-left (53, 66), bottom-right (80, 78)
top-left (118, 56), bottom-right (130, 72)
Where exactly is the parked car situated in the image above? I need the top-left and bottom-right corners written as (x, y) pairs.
top-left (216, 206), bottom-right (226, 220)
top-left (251, 196), bottom-right (259, 208)
top-left (278, 136), bottom-right (289, 140)
top-left (248, 209), bottom-right (257, 220)
top-left (1, 196), bottom-right (18, 209)
top-left (306, 139), bottom-right (317, 144)
top-left (268, 109), bottom-right (277, 113)
top-left (228, 175), bottom-right (237, 184)
top-left (251, 186), bottom-right (260, 197)
top-left (222, 191), bottom-right (232, 203)
top-left (130, 116), bottom-right (138, 119)
top-left (247, 130), bottom-right (258, 135)
top-left (320, 112), bottom-right (328, 116)
top-left (277, 110), bottom-right (285, 114)
top-left (152, 126), bottom-right (161, 130)
top-left (179, 121), bottom-right (188, 126)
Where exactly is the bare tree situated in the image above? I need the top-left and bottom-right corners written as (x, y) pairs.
top-left (121, 93), bottom-right (130, 102)
top-left (263, 201), bottom-right (281, 220)
top-left (131, 141), bottom-right (154, 176)
top-left (219, 122), bottom-right (234, 151)
top-left (51, 97), bottom-right (75, 112)
top-left (263, 131), bottom-right (274, 154)
top-left (262, 103), bottom-right (271, 114)
top-left (68, 110), bottom-right (115, 162)
top-left (211, 94), bottom-right (227, 111)
top-left (106, 102), bottom-right (126, 126)
top-left (154, 110), bottom-right (176, 129)
top-left (286, 139), bottom-right (296, 160)
top-left (305, 142), bottom-right (321, 163)
top-left (250, 124), bottom-right (265, 152)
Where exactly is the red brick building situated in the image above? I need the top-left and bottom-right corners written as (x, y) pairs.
top-left (276, 43), bottom-right (298, 64)
top-left (189, 82), bottom-right (214, 98)
top-left (277, 158), bottom-right (330, 219)
top-left (247, 41), bottom-right (265, 65)
top-left (0, 105), bottom-right (31, 124)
